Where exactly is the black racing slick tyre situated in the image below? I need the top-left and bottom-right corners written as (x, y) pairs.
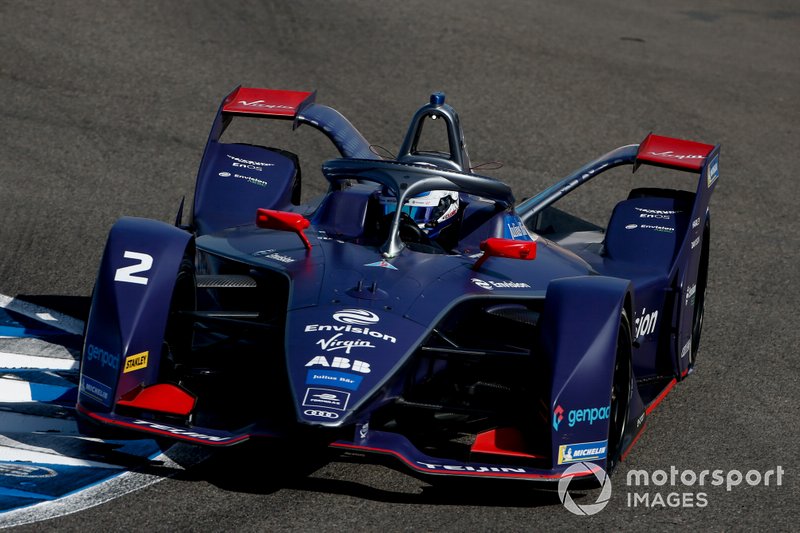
top-left (606, 310), bottom-right (633, 474)
top-left (162, 255), bottom-right (196, 380)
top-left (690, 221), bottom-right (710, 369)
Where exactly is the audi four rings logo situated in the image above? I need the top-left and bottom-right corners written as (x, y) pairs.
top-left (333, 309), bottom-right (380, 325)
top-left (304, 409), bottom-right (339, 419)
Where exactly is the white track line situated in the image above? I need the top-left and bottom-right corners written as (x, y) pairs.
top-left (0, 379), bottom-right (33, 402)
top-left (0, 295), bottom-right (84, 336)
top-left (0, 446), bottom-right (123, 469)
top-left (0, 351), bottom-right (78, 370)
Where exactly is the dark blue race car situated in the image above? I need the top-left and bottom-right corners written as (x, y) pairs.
top-left (77, 88), bottom-right (719, 483)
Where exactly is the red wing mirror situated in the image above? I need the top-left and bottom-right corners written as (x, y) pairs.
top-left (256, 208), bottom-right (312, 249)
top-left (473, 238), bottom-right (537, 270)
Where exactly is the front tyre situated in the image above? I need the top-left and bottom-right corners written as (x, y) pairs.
top-left (161, 255), bottom-right (196, 381)
top-left (606, 310), bottom-right (633, 474)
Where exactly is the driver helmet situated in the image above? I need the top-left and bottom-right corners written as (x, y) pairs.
top-left (402, 190), bottom-right (460, 236)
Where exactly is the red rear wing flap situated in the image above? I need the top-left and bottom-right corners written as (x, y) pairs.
top-left (635, 133), bottom-right (715, 173)
top-left (222, 87), bottom-right (315, 118)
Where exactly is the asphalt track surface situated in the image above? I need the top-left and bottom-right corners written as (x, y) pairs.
top-left (1, 0), bottom-right (798, 530)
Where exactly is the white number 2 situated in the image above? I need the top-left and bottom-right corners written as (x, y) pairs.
top-left (114, 251), bottom-right (153, 285)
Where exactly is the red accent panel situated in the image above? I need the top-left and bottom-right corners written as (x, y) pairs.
top-left (222, 87), bottom-right (314, 118)
top-left (474, 238), bottom-right (536, 270)
top-left (470, 427), bottom-right (543, 459)
top-left (116, 383), bottom-right (196, 416)
top-left (645, 378), bottom-right (677, 415)
top-left (256, 208), bottom-right (312, 249)
top-left (637, 134), bottom-right (714, 173)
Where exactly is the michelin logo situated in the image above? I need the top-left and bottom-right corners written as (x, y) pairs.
top-left (558, 440), bottom-right (608, 465)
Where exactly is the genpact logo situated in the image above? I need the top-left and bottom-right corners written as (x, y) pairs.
top-left (333, 309), bottom-right (380, 325)
top-left (553, 405), bottom-right (564, 431)
top-left (553, 404), bottom-right (611, 431)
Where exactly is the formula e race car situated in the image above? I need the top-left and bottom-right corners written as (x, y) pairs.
top-left (77, 88), bottom-right (719, 483)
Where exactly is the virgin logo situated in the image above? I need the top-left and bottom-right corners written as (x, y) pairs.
top-left (333, 309), bottom-right (380, 325)
top-left (648, 151), bottom-right (705, 160)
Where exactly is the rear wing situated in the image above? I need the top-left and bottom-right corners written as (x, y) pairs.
top-left (221, 87), bottom-right (316, 119)
top-left (516, 134), bottom-right (720, 224)
top-left (633, 133), bottom-right (720, 236)
top-left (200, 86), bottom-right (374, 160)
top-left (634, 133), bottom-right (715, 173)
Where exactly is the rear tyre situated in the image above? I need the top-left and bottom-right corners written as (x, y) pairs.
top-left (606, 310), bottom-right (633, 474)
top-left (690, 221), bottom-right (710, 369)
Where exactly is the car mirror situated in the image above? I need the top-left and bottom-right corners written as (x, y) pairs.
top-left (256, 209), bottom-right (312, 249)
top-left (473, 238), bottom-right (536, 270)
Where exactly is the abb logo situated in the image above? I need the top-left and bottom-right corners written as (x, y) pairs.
top-left (305, 355), bottom-right (371, 373)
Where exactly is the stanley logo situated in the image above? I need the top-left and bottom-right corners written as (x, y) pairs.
top-left (123, 351), bottom-right (149, 373)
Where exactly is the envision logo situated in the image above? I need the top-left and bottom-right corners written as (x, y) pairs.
top-left (559, 462), bottom-right (612, 516)
top-left (333, 309), bottom-right (380, 325)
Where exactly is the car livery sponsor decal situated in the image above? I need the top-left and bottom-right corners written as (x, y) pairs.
top-left (554, 404), bottom-right (611, 431)
top-left (316, 333), bottom-right (376, 354)
top-left (553, 404), bottom-right (565, 431)
top-left (236, 100), bottom-right (295, 110)
top-left (225, 154), bottom-right (275, 171)
top-left (85, 344), bottom-right (120, 370)
top-left (692, 217), bottom-right (701, 229)
top-left (253, 249), bottom-right (294, 263)
top-left (416, 462), bottom-right (527, 474)
top-left (634, 308), bottom-right (658, 338)
top-left (306, 355), bottom-right (371, 373)
top-left (80, 375), bottom-right (112, 406)
top-left (647, 150), bottom-right (707, 161)
top-left (557, 440), bottom-right (608, 465)
top-left (635, 207), bottom-right (681, 220)
top-left (217, 171), bottom-right (268, 188)
top-left (305, 324), bottom-right (396, 343)
top-left (707, 155), bottom-right (719, 188)
top-left (303, 409), bottom-right (339, 419)
top-left (123, 351), bottom-right (148, 373)
top-left (306, 369), bottom-right (363, 391)
top-left (503, 215), bottom-right (535, 241)
top-left (685, 284), bottom-right (696, 307)
top-left (626, 223), bottom-right (675, 233)
top-left (364, 260), bottom-right (399, 270)
top-left (681, 338), bottom-right (692, 358)
top-left (691, 236), bottom-right (701, 249)
top-left (303, 387), bottom-right (350, 411)
top-left (470, 278), bottom-right (531, 290)
top-left (131, 420), bottom-right (231, 441)
top-left (333, 309), bottom-right (380, 325)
